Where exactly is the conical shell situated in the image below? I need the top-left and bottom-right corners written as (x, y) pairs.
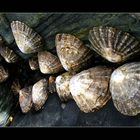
top-left (0, 45), bottom-right (19, 63)
top-left (48, 76), bottom-right (56, 94)
top-left (55, 72), bottom-right (75, 102)
top-left (55, 33), bottom-right (93, 72)
top-left (88, 26), bottom-right (140, 63)
top-left (69, 66), bottom-right (113, 113)
top-left (32, 79), bottom-right (49, 111)
top-left (11, 21), bottom-right (44, 54)
top-left (11, 79), bottom-right (21, 95)
top-left (0, 65), bottom-right (9, 83)
top-left (0, 35), bottom-right (18, 63)
top-left (19, 86), bottom-right (32, 113)
top-left (38, 51), bottom-right (63, 74)
top-left (29, 55), bottom-right (39, 70)
top-left (110, 62), bottom-right (140, 116)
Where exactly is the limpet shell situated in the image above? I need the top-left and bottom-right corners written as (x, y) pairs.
top-left (11, 21), bottom-right (44, 54)
top-left (38, 51), bottom-right (63, 74)
top-left (110, 62), bottom-right (140, 116)
top-left (48, 76), bottom-right (56, 94)
top-left (29, 55), bottom-right (39, 70)
top-left (88, 26), bottom-right (140, 63)
top-left (19, 86), bottom-right (32, 113)
top-left (56, 33), bottom-right (93, 72)
top-left (32, 79), bottom-right (49, 111)
top-left (0, 65), bottom-right (9, 83)
top-left (69, 66), bottom-right (113, 113)
top-left (55, 72), bottom-right (75, 102)
top-left (0, 45), bottom-right (19, 63)
top-left (0, 35), bottom-right (18, 63)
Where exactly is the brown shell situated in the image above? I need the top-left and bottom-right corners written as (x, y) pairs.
top-left (29, 55), bottom-right (39, 70)
top-left (19, 86), bottom-right (32, 113)
top-left (55, 33), bottom-right (93, 72)
top-left (69, 66), bottom-right (113, 113)
top-left (48, 76), bottom-right (56, 94)
top-left (11, 21), bottom-right (44, 54)
top-left (38, 51), bottom-right (63, 74)
top-left (0, 45), bottom-right (19, 63)
top-left (88, 26), bottom-right (140, 63)
top-left (0, 35), bottom-right (18, 63)
top-left (0, 65), bottom-right (9, 83)
top-left (32, 79), bottom-right (49, 111)
top-left (55, 72), bottom-right (75, 102)
top-left (11, 79), bottom-right (21, 95)
top-left (110, 62), bottom-right (140, 116)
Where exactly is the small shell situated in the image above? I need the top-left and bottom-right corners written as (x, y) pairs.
top-left (48, 76), bottom-right (56, 94)
top-left (69, 66), bottom-right (113, 113)
top-left (19, 86), bottom-right (32, 113)
top-left (11, 79), bottom-right (21, 95)
top-left (88, 26), bottom-right (140, 63)
top-left (0, 65), bottom-right (9, 83)
top-left (38, 51), bottom-right (63, 74)
top-left (110, 62), bottom-right (140, 116)
top-left (32, 79), bottom-right (49, 111)
top-left (55, 72), bottom-right (75, 102)
top-left (0, 35), bottom-right (18, 63)
top-left (0, 45), bottom-right (19, 63)
top-left (11, 21), bottom-right (44, 54)
top-left (55, 33), bottom-right (93, 72)
top-left (29, 55), bottom-right (39, 70)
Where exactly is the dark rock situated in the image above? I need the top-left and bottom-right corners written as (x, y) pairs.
top-left (60, 101), bottom-right (80, 126)
top-left (77, 100), bottom-right (140, 126)
top-left (5, 13), bottom-right (49, 28)
top-left (11, 94), bottom-right (62, 127)
top-left (0, 14), bottom-right (14, 44)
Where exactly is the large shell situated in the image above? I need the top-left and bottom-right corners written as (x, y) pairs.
top-left (55, 72), bottom-right (75, 102)
top-left (11, 21), bottom-right (44, 54)
top-left (0, 45), bottom-right (19, 63)
top-left (55, 33), bottom-right (93, 72)
top-left (69, 66), bottom-right (113, 113)
top-left (38, 51), bottom-right (63, 74)
top-left (19, 86), bottom-right (32, 113)
top-left (110, 62), bottom-right (140, 116)
top-left (0, 65), bottom-right (9, 83)
top-left (32, 79), bottom-right (49, 111)
top-left (29, 55), bottom-right (39, 70)
top-left (88, 26), bottom-right (140, 63)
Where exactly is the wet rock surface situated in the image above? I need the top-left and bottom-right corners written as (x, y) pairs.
top-left (11, 94), bottom-right (62, 127)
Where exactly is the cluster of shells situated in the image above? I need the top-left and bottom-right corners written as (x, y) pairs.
top-left (1, 21), bottom-right (140, 118)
